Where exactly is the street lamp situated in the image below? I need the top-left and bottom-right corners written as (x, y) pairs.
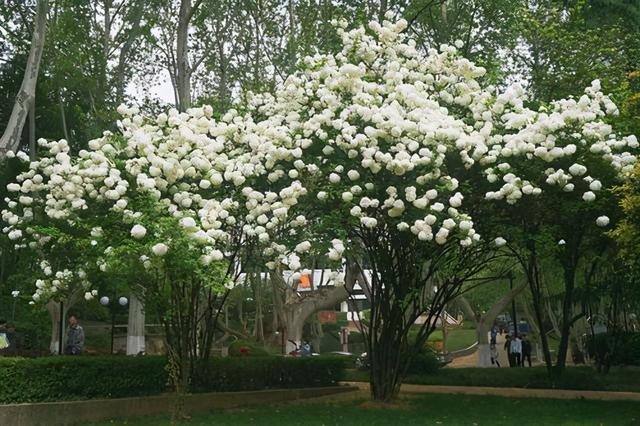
top-left (100, 295), bottom-right (128, 354)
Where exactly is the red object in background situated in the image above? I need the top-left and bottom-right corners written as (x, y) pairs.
top-left (239, 347), bottom-right (250, 356)
top-left (317, 310), bottom-right (337, 323)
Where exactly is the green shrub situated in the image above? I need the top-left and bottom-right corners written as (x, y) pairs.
top-left (0, 356), bottom-right (168, 403)
top-left (406, 350), bottom-right (441, 375)
top-left (191, 357), bottom-right (346, 392)
top-left (343, 366), bottom-right (640, 392)
top-left (0, 355), bottom-right (347, 403)
top-left (585, 332), bottom-right (640, 366)
top-left (228, 339), bottom-right (270, 357)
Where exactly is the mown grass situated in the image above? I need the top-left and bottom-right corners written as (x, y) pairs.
top-left (91, 391), bottom-right (640, 425)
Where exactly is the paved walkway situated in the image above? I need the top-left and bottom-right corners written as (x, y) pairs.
top-left (342, 382), bottom-right (640, 402)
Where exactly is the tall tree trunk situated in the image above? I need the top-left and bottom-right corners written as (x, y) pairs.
top-left (28, 98), bottom-right (36, 160)
top-left (126, 292), bottom-right (146, 355)
top-left (555, 265), bottom-right (576, 371)
top-left (46, 300), bottom-right (67, 355)
top-left (59, 91), bottom-right (70, 142)
top-left (0, 0), bottom-right (49, 156)
top-left (176, 0), bottom-right (193, 111)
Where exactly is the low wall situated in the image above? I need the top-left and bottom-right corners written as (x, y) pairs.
top-left (0, 386), bottom-right (357, 426)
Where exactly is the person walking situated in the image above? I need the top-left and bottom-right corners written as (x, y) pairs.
top-left (511, 335), bottom-right (522, 367)
top-left (490, 343), bottom-right (501, 367)
top-left (64, 315), bottom-right (85, 355)
top-left (504, 335), bottom-right (514, 367)
top-left (521, 335), bottom-right (532, 367)
top-left (490, 325), bottom-right (498, 345)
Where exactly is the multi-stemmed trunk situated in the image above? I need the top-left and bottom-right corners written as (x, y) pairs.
top-left (356, 227), bottom-right (496, 402)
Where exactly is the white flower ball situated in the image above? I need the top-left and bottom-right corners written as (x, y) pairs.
top-left (130, 224), bottom-right (147, 239)
top-left (151, 243), bottom-right (168, 256)
top-left (595, 216), bottom-right (610, 227)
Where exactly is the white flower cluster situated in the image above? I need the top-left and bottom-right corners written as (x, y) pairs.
top-left (3, 18), bottom-right (636, 301)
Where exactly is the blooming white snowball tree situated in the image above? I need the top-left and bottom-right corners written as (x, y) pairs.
top-left (2, 15), bottom-right (635, 399)
top-left (200, 17), bottom-right (633, 398)
top-left (478, 79), bottom-right (638, 372)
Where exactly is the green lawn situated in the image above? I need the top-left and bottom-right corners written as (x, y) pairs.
top-left (427, 328), bottom-right (477, 352)
top-left (91, 392), bottom-right (640, 425)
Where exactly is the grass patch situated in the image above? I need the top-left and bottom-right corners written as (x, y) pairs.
top-left (445, 328), bottom-right (477, 352)
top-left (426, 328), bottom-right (477, 352)
top-left (90, 391), bottom-right (640, 425)
top-left (344, 366), bottom-right (640, 392)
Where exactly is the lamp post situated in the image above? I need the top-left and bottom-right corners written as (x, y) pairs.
top-left (100, 295), bottom-right (128, 354)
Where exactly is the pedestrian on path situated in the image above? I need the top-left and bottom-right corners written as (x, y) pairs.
top-left (511, 335), bottom-right (522, 367)
top-left (504, 335), bottom-right (514, 367)
top-left (490, 325), bottom-right (498, 345)
top-left (521, 335), bottom-right (532, 367)
top-left (490, 343), bottom-right (500, 367)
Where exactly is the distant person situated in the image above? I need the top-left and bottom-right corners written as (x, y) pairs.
top-left (521, 335), bottom-right (532, 367)
top-left (64, 315), bottom-right (84, 355)
top-left (490, 325), bottom-right (498, 345)
top-left (490, 343), bottom-right (500, 367)
top-left (0, 319), bottom-right (9, 353)
top-left (511, 335), bottom-right (522, 367)
top-left (504, 335), bottom-right (514, 367)
top-left (301, 340), bottom-right (311, 357)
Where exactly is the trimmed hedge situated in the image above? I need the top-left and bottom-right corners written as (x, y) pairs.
top-left (191, 356), bottom-right (345, 392)
top-left (0, 355), bottom-right (346, 403)
top-left (344, 366), bottom-right (640, 392)
top-left (0, 356), bottom-right (168, 403)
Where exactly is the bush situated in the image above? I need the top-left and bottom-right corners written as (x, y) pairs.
top-left (228, 339), bottom-right (270, 357)
top-left (0, 355), bottom-right (347, 403)
top-left (406, 350), bottom-right (441, 375)
top-left (343, 366), bottom-right (640, 392)
top-left (0, 356), bottom-right (168, 403)
top-left (191, 357), bottom-right (346, 392)
top-left (585, 332), bottom-right (640, 366)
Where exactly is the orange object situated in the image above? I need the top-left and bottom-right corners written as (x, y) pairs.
top-left (299, 273), bottom-right (311, 289)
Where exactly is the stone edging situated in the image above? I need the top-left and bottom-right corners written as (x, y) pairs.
top-left (342, 381), bottom-right (640, 401)
top-left (0, 386), bottom-right (358, 426)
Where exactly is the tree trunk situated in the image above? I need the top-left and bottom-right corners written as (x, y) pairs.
top-left (126, 292), bottom-right (146, 355)
top-left (46, 300), bottom-right (67, 355)
top-left (283, 307), bottom-right (305, 353)
top-left (459, 280), bottom-right (527, 367)
top-left (555, 264), bottom-right (576, 372)
top-left (0, 0), bottom-right (49, 156)
top-left (176, 0), bottom-right (192, 111)
top-left (28, 98), bottom-right (36, 160)
top-left (270, 270), bottom-right (349, 353)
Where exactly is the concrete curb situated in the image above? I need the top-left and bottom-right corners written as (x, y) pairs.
top-left (0, 385), bottom-right (358, 426)
top-left (341, 381), bottom-right (640, 401)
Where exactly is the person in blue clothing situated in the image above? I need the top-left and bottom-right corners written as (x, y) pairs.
top-left (490, 324), bottom-right (499, 345)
